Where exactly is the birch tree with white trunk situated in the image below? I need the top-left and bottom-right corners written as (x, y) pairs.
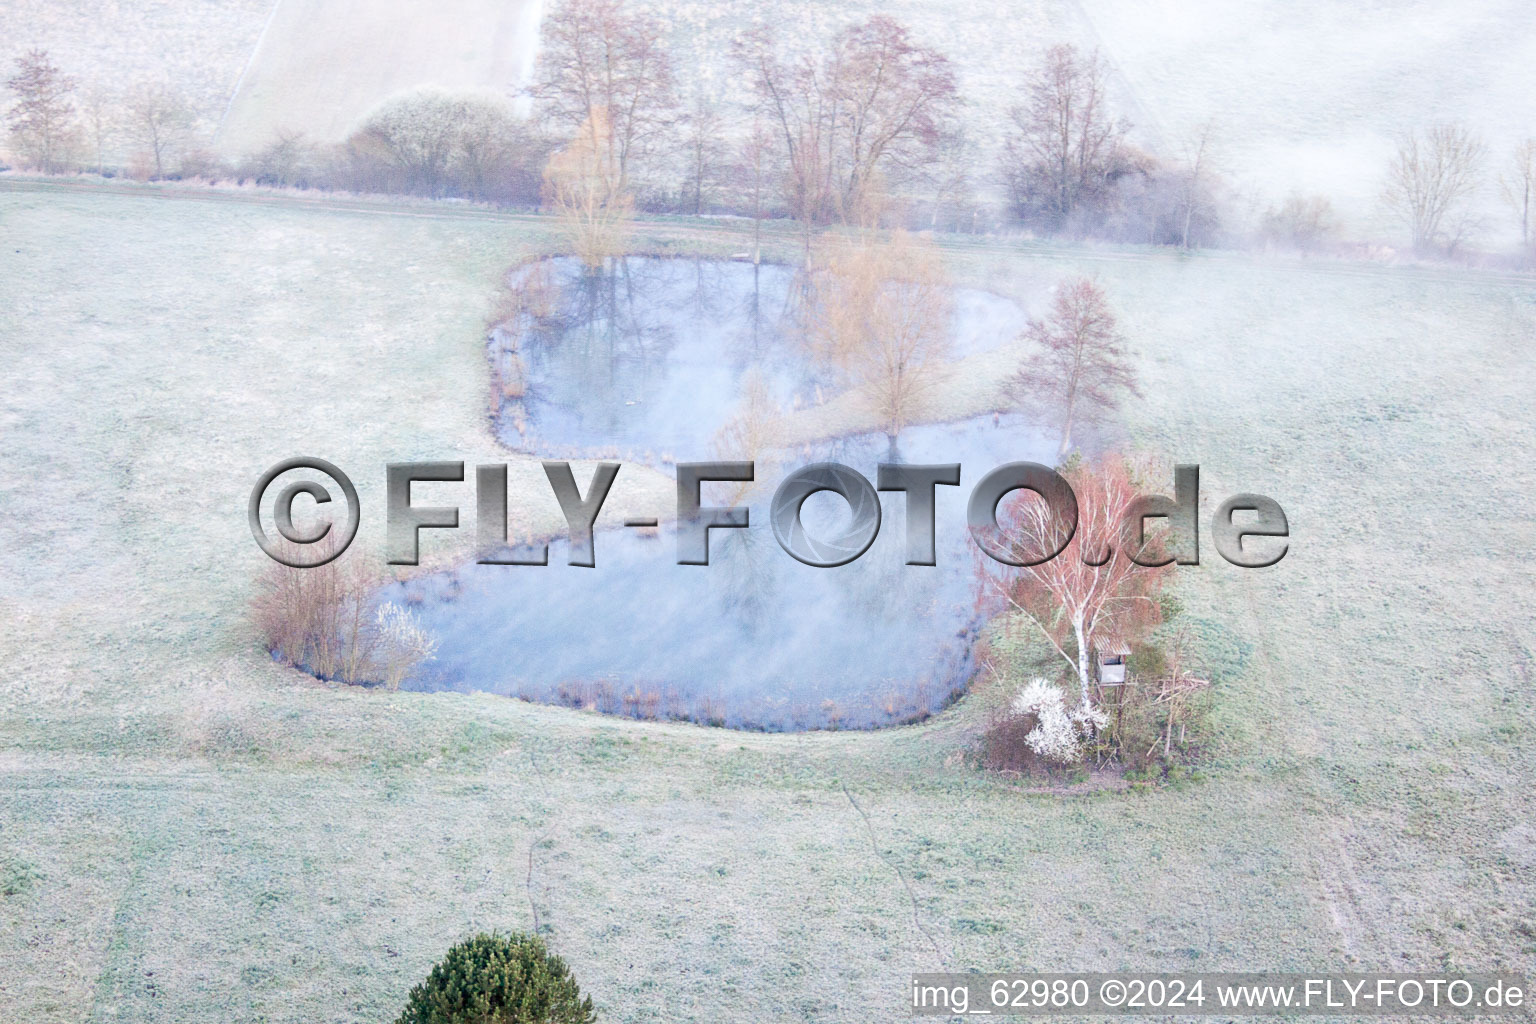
top-left (977, 457), bottom-right (1170, 715)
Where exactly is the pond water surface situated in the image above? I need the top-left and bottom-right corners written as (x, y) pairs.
top-left (392, 257), bottom-right (1048, 730)
top-left (490, 256), bottom-right (1030, 461)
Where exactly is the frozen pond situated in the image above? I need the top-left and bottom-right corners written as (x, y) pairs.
top-left (392, 257), bottom-right (1047, 730)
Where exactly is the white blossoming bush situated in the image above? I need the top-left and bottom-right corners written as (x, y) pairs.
top-left (374, 602), bottom-right (439, 691)
top-left (1009, 679), bottom-right (1108, 764)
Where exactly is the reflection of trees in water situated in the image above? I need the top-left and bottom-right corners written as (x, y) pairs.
top-left (455, 259), bottom-right (1026, 730)
top-left (730, 261), bottom-right (796, 364)
top-left (539, 257), bottom-right (678, 410)
top-left (680, 257), bottom-right (807, 403)
top-left (781, 262), bottom-right (846, 403)
top-left (705, 489), bottom-right (781, 626)
top-left (745, 263), bottom-right (764, 353)
top-left (496, 256), bottom-right (817, 455)
top-left (800, 431), bottom-right (959, 623)
top-left (680, 257), bottom-right (731, 327)
top-left (548, 256), bottom-right (738, 362)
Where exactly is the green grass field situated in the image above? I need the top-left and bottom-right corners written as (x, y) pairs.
top-left (1, 183), bottom-right (1534, 1022)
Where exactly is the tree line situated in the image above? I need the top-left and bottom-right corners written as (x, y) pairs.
top-left (5, 0), bottom-right (1535, 258)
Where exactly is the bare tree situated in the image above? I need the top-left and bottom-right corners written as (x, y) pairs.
top-left (1003, 44), bottom-right (1131, 232)
top-left (5, 50), bottom-right (79, 173)
top-left (807, 230), bottom-right (952, 437)
top-left (1261, 191), bottom-right (1337, 250)
top-left (1148, 624), bottom-right (1209, 757)
top-left (1005, 277), bottom-right (1137, 459)
top-left (736, 15), bottom-right (959, 229)
top-left (976, 456), bottom-right (1170, 713)
top-left (734, 27), bottom-right (823, 234)
top-left (373, 602), bottom-right (438, 691)
top-left (252, 540), bottom-right (436, 688)
top-left (454, 97), bottom-right (526, 199)
top-left (1500, 138), bottom-right (1536, 255)
top-left (679, 89), bottom-right (727, 215)
top-left (349, 89), bottom-right (540, 201)
top-left (1173, 120), bottom-right (1217, 249)
top-left (1383, 123), bottom-right (1485, 254)
top-left (123, 80), bottom-right (193, 178)
top-left (829, 17), bottom-right (958, 223)
top-left (737, 115), bottom-right (774, 264)
top-left (544, 108), bottom-right (632, 267)
top-left (80, 86), bottom-right (114, 175)
top-left (531, 0), bottom-right (676, 196)
top-left (241, 129), bottom-right (311, 188)
top-left (906, 127), bottom-right (973, 231)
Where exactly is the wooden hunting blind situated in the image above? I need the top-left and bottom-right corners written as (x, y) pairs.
top-left (1094, 639), bottom-right (1131, 685)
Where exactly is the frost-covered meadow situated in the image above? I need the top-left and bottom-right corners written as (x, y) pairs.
top-left (0, 0), bottom-right (270, 145)
top-left (1, 182), bottom-right (1533, 1021)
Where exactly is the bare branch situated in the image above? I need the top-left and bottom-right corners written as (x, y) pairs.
top-left (1383, 123), bottom-right (1485, 255)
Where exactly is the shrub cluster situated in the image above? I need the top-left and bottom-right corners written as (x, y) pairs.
top-left (250, 543), bottom-right (436, 689)
top-left (974, 604), bottom-right (1245, 781)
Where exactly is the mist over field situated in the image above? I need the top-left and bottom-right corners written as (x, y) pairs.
top-left (7, 0), bottom-right (1535, 237)
top-left (2, 1), bottom-right (1535, 1022)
